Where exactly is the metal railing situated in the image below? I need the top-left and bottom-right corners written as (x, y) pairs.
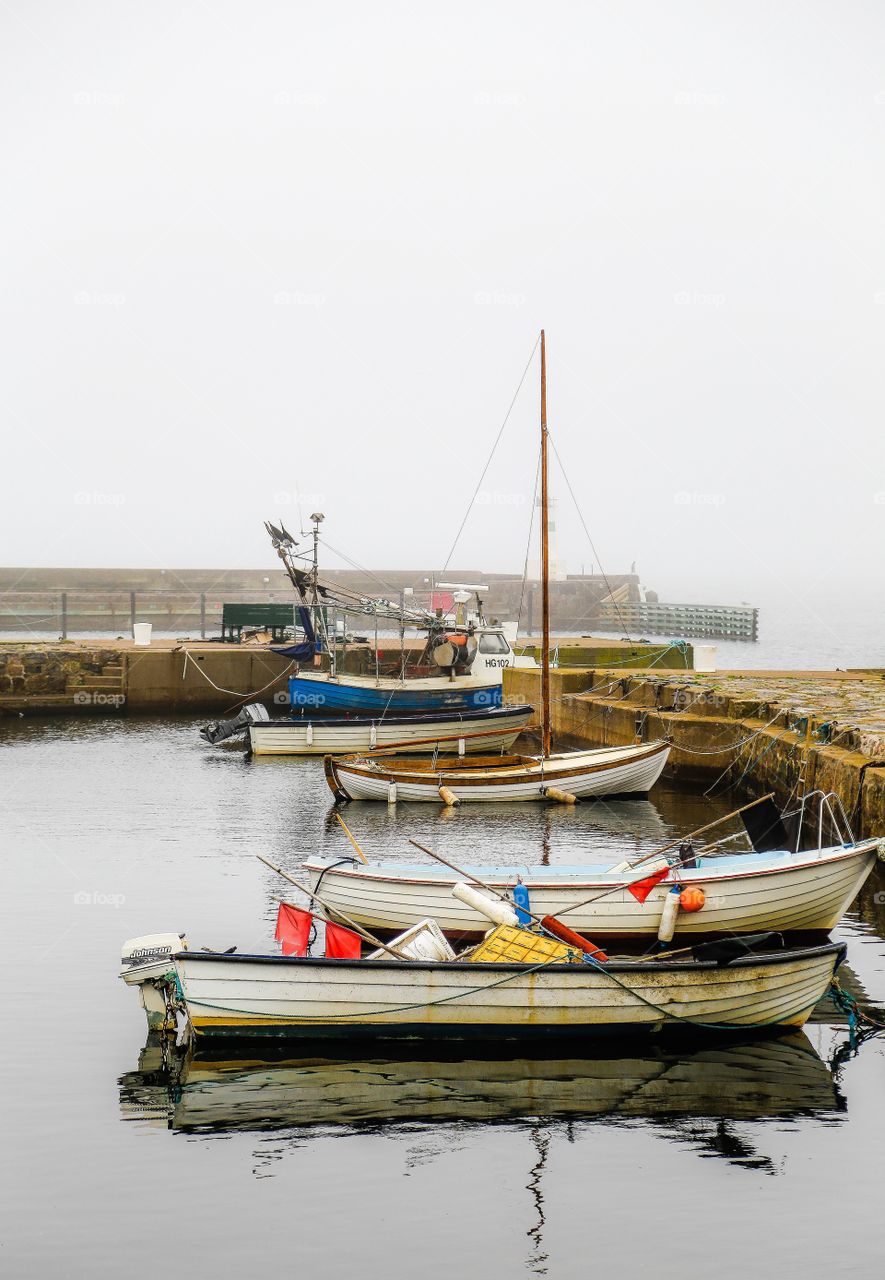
top-left (787, 789), bottom-right (855, 851)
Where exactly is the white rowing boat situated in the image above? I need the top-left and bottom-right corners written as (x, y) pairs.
top-left (156, 940), bottom-right (846, 1039)
top-left (325, 739), bottom-right (670, 802)
top-left (302, 838), bottom-right (883, 941)
top-left (246, 703), bottom-right (533, 756)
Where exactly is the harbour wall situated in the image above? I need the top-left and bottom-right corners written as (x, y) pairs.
top-left (0, 638), bottom-right (691, 716)
top-left (0, 643), bottom-right (297, 714)
top-left (504, 668), bottom-right (885, 839)
top-left (0, 566), bottom-right (641, 635)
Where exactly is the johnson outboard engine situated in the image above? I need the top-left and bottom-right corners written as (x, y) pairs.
top-left (200, 701), bottom-right (270, 745)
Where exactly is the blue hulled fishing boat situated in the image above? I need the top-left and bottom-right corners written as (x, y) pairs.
top-left (262, 516), bottom-right (535, 718)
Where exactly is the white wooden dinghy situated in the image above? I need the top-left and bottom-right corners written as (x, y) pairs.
top-left (302, 838), bottom-right (883, 942)
top-left (165, 939), bottom-right (846, 1039)
top-left (246, 703), bottom-right (533, 756)
top-left (325, 739), bottom-right (670, 803)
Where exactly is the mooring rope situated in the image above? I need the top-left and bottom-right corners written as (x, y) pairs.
top-left (182, 649), bottom-right (297, 699)
top-left (184, 954), bottom-right (566, 1021)
top-left (828, 977), bottom-right (885, 1035)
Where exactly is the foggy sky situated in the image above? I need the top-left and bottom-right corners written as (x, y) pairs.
top-left (2, 1), bottom-right (884, 610)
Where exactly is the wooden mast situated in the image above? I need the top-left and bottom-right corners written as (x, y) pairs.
top-left (540, 329), bottom-right (551, 758)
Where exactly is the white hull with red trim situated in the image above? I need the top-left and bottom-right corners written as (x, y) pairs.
top-left (303, 840), bottom-right (883, 941)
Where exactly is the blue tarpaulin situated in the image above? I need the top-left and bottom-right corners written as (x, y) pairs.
top-left (270, 605), bottom-right (322, 661)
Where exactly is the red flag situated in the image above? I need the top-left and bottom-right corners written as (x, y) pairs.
top-left (275, 903), bottom-right (312, 956)
top-left (325, 921), bottom-right (362, 959)
top-left (627, 866), bottom-right (671, 904)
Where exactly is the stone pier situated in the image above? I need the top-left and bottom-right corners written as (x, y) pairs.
top-left (504, 666), bottom-right (885, 838)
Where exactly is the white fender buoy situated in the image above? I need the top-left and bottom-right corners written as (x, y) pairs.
top-left (657, 886), bottom-right (682, 944)
top-left (452, 881), bottom-right (519, 927)
top-left (387, 782), bottom-right (397, 805)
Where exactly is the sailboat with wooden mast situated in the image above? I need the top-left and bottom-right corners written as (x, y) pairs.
top-left (324, 331), bottom-right (670, 804)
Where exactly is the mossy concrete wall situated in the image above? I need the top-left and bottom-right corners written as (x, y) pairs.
top-left (504, 667), bottom-right (885, 840)
top-left (0, 643), bottom-right (295, 715)
top-left (516, 641), bottom-right (693, 669)
top-left (0, 646), bottom-right (126, 712)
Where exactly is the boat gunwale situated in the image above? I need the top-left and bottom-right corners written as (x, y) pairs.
top-left (289, 672), bottom-right (505, 691)
top-left (173, 939), bottom-right (846, 976)
top-left (301, 840), bottom-right (879, 890)
top-left (254, 704), bottom-right (534, 730)
top-left (330, 739), bottom-right (670, 785)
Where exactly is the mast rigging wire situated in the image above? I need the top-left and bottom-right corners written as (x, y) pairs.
top-left (319, 538), bottom-right (409, 602)
top-left (441, 333), bottom-right (541, 573)
top-left (515, 444), bottom-right (542, 644)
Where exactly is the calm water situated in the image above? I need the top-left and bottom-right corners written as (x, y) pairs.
top-left (2, 715), bottom-right (885, 1278)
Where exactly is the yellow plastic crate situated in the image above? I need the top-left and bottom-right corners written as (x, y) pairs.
top-left (468, 925), bottom-right (581, 965)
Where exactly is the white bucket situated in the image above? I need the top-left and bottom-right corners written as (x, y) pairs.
top-left (694, 643), bottom-right (717, 672)
top-left (133, 622), bottom-right (153, 647)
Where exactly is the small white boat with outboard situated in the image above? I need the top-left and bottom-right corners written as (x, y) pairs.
top-left (233, 703), bottom-right (534, 756)
top-left (120, 932), bottom-right (847, 1042)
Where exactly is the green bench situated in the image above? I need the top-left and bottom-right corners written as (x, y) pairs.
top-left (220, 603), bottom-right (296, 642)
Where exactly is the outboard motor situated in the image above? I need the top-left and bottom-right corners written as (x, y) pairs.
top-left (120, 933), bottom-right (188, 983)
top-left (200, 701), bottom-right (270, 745)
top-left (120, 933), bottom-right (189, 1033)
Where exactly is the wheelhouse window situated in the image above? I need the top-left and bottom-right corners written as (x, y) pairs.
top-left (478, 632), bottom-right (510, 654)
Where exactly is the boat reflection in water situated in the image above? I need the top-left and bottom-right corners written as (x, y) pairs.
top-left (120, 1031), bottom-right (844, 1148)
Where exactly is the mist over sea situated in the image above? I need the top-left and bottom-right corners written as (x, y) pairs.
top-left (589, 594), bottom-right (884, 671)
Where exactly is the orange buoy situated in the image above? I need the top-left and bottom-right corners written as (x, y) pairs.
top-left (680, 887), bottom-right (706, 913)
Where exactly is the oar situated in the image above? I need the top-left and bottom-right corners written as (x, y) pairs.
top-left (414, 791), bottom-right (778, 931)
top-left (409, 839), bottom-right (519, 905)
top-left (624, 793), bottom-right (775, 868)
top-left (335, 811), bottom-right (368, 863)
top-left (257, 854), bottom-right (410, 960)
top-left (408, 839), bottom-right (607, 959)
